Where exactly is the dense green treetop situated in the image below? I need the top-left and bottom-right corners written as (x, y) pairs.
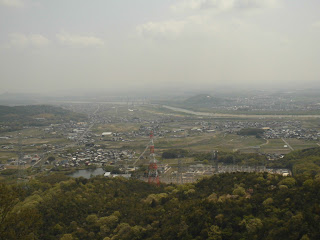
top-left (1, 148), bottom-right (320, 239)
top-left (1, 170), bottom-right (320, 240)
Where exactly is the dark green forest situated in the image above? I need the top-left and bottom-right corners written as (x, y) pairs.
top-left (1, 148), bottom-right (320, 240)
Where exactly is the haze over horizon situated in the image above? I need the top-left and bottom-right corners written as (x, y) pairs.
top-left (1, 0), bottom-right (320, 94)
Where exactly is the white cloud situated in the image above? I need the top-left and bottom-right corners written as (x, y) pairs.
top-left (0, 0), bottom-right (24, 8)
top-left (8, 33), bottom-right (50, 47)
top-left (9, 33), bottom-right (28, 47)
top-left (312, 21), bottom-right (320, 28)
top-left (136, 20), bottom-right (186, 39)
top-left (171, 0), bottom-right (280, 12)
top-left (29, 34), bottom-right (50, 46)
top-left (171, 0), bottom-right (234, 12)
top-left (56, 33), bottom-right (105, 47)
top-left (135, 14), bottom-right (223, 40)
top-left (137, 0), bottom-right (282, 40)
top-left (236, 0), bottom-right (280, 9)
top-left (6, 32), bottom-right (104, 48)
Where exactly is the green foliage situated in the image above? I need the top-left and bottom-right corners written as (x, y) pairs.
top-left (270, 147), bottom-right (320, 176)
top-left (207, 193), bottom-right (218, 202)
top-left (241, 217), bottom-right (263, 234)
top-left (278, 177), bottom-right (296, 188)
top-left (60, 234), bottom-right (74, 240)
top-left (161, 149), bottom-right (189, 159)
top-left (262, 197), bottom-right (273, 206)
top-left (47, 156), bottom-right (56, 162)
top-left (0, 169), bottom-right (19, 176)
top-left (191, 150), bottom-right (267, 166)
top-left (144, 193), bottom-right (168, 206)
top-left (300, 234), bottom-right (310, 240)
top-left (238, 128), bottom-right (265, 137)
top-left (1, 171), bottom-right (320, 239)
top-left (232, 185), bottom-right (246, 196)
top-left (0, 183), bottom-right (42, 239)
top-left (36, 173), bottom-right (71, 185)
top-left (208, 225), bottom-right (222, 240)
top-left (102, 166), bottom-right (123, 174)
top-left (0, 105), bottom-right (86, 131)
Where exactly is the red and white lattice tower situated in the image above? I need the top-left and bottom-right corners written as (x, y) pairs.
top-left (148, 131), bottom-right (160, 185)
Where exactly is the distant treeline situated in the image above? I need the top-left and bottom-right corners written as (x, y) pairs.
top-left (237, 128), bottom-right (265, 138)
top-left (161, 148), bottom-right (267, 166)
top-left (0, 105), bottom-right (86, 131)
top-left (269, 147), bottom-right (320, 176)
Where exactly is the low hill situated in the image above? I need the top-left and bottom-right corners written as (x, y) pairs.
top-left (0, 105), bottom-right (86, 130)
top-left (1, 169), bottom-right (320, 239)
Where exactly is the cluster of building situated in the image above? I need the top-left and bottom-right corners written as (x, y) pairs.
top-left (53, 147), bottom-right (135, 168)
top-left (167, 163), bottom-right (291, 184)
top-left (264, 128), bottom-right (319, 140)
top-left (214, 120), bottom-right (319, 140)
top-left (6, 154), bottom-right (40, 166)
top-left (210, 94), bottom-right (320, 112)
top-left (263, 153), bottom-right (285, 161)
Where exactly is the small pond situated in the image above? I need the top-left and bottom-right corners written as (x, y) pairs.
top-left (69, 168), bottom-right (105, 179)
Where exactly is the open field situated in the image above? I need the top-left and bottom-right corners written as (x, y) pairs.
top-left (0, 152), bottom-right (17, 164)
top-left (161, 157), bottom-right (197, 166)
top-left (284, 138), bottom-right (319, 150)
top-left (1, 103), bottom-right (319, 171)
top-left (259, 139), bottom-right (291, 154)
top-left (155, 133), bottom-right (264, 153)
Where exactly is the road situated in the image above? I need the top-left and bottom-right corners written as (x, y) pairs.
top-left (260, 139), bottom-right (269, 147)
top-left (281, 138), bottom-right (294, 151)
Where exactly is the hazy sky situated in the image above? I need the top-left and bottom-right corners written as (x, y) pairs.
top-left (1, 0), bottom-right (320, 94)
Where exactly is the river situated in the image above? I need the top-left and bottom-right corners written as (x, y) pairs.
top-left (162, 105), bottom-right (320, 119)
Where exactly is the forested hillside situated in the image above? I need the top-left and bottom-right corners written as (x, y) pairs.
top-left (1, 170), bottom-right (320, 240)
top-left (269, 147), bottom-right (320, 176)
top-left (0, 105), bottom-right (86, 131)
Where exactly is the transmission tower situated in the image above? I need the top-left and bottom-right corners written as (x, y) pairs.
top-left (148, 131), bottom-right (160, 185)
top-left (177, 159), bottom-right (183, 184)
top-left (212, 150), bottom-right (218, 173)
